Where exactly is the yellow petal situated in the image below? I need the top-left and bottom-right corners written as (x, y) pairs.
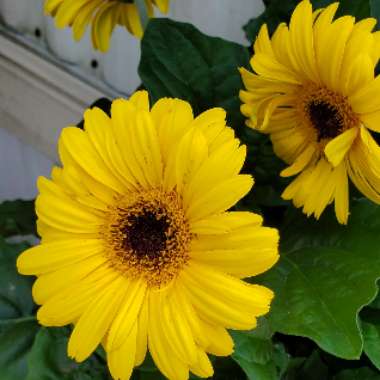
top-left (135, 298), bottom-right (149, 366)
top-left (361, 110), bottom-right (380, 132)
top-left (107, 322), bottom-right (137, 380)
top-left (164, 127), bottom-right (208, 192)
top-left (198, 319), bottom-right (234, 356)
top-left (190, 211), bottom-right (263, 235)
top-left (350, 75), bottom-right (380, 114)
top-left (32, 254), bottom-right (106, 305)
top-left (185, 175), bottom-right (253, 222)
top-left (54, 0), bottom-right (90, 28)
top-left (36, 178), bottom-right (103, 234)
top-left (184, 139), bottom-right (246, 206)
top-left (334, 162), bottom-right (349, 224)
top-left (189, 348), bottom-right (214, 379)
top-left (129, 90), bottom-right (150, 111)
top-left (37, 265), bottom-right (118, 326)
top-left (191, 227), bottom-right (279, 278)
top-left (348, 126), bottom-right (380, 203)
top-left (148, 291), bottom-right (189, 380)
top-left (161, 287), bottom-right (198, 365)
top-left (107, 279), bottom-right (146, 351)
top-left (59, 127), bottom-right (125, 193)
top-left (68, 275), bottom-right (128, 362)
top-left (280, 145), bottom-right (316, 177)
top-left (288, 0), bottom-right (319, 82)
top-left (72, 0), bottom-right (103, 41)
top-left (324, 127), bottom-right (358, 167)
top-left (45, 0), bottom-right (64, 14)
top-left (151, 98), bottom-right (194, 165)
top-left (181, 263), bottom-right (271, 329)
top-left (17, 239), bottom-right (103, 275)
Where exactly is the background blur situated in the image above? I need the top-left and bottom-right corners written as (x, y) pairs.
top-left (0, 0), bottom-right (264, 201)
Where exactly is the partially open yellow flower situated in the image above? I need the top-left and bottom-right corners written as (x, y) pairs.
top-left (44, 0), bottom-right (170, 51)
top-left (240, 0), bottom-right (380, 224)
top-left (17, 91), bottom-right (279, 380)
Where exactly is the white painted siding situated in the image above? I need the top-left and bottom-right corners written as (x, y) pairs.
top-left (0, 0), bottom-right (264, 200)
top-left (0, 128), bottom-right (53, 201)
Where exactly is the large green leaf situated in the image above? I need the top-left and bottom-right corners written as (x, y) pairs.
top-left (26, 327), bottom-right (110, 380)
top-left (0, 239), bottom-right (34, 319)
top-left (0, 318), bottom-right (39, 380)
top-left (334, 367), bottom-right (380, 380)
top-left (360, 309), bottom-right (380, 370)
top-left (285, 351), bottom-right (328, 380)
top-left (0, 238), bottom-right (39, 379)
top-left (0, 200), bottom-right (36, 238)
top-left (139, 18), bottom-right (250, 133)
top-left (258, 200), bottom-right (380, 359)
top-left (231, 319), bottom-right (288, 380)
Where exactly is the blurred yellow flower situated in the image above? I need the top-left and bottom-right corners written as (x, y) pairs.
top-left (240, 0), bottom-right (380, 224)
top-left (17, 91), bottom-right (279, 380)
top-left (44, 0), bottom-right (170, 51)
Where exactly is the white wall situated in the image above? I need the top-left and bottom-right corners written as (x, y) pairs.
top-left (0, 0), bottom-right (264, 200)
top-left (0, 128), bottom-right (53, 201)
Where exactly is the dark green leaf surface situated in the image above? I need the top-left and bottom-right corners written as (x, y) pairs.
top-left (0, 239), bottom-right (34, 319)
top-left (360, 309), bottom-right (380, 370)
top-left (26, 327), bottom-right (110, 380)
top-left (334, 367), bottom-right (380, 380)
top-left (140, 18), bottom-right (250, 133)
top-left (0, 200), bottom-right (36, 237)
top-left (258, 200), bottom-right (380, 359)
top-left (362, 320), bottom-right (380, 370)
top-left (370, 0), bottom-right (380, 29)
top-left (0, 318), bottom-right (39, 380)
top-left (285, 351), bottom-right (328, 380)
top-left (231, 319), bottom-right (288, 380)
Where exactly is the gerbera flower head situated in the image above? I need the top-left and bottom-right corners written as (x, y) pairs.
top-left (44, 0), bottom-right (170, 51)
top-left (240, 0), bottom-right (380, 224)
top-left (17, 91), bottom-right (279, 380)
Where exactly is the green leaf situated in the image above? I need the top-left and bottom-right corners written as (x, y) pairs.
top-left (0, 238), bottom-right (34, 319)
top-left (0, 200), bottom-right (36, 238)
top-left (285, 351), bottom-right (328, 380)
top-left (231, 319), bottom-right (288, 380)
top-left (258, 200), bottom-right (380, 359)
top-left (139, 18), bottom-right (250, 133)
top-left (334, 367), bottom-right (380, 380)
top-left (0, 318), bottom-right (39, 380)
top-left (360, 309), bottom-right (380, 370)
top-left (362, 321), bottom-right (380, 370)
top-left (243, 0), bottom-right (298, 41)
top-left (26, 327), bottom-right (110, 380)
top-left (370, 0), bottom-right (380, 29)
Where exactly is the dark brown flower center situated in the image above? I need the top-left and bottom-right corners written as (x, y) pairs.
top-left (122, 211), bottom-right (169, 259)
top-left (299, 84), bottom-right (360, 145)
top-left (104, 189), bottom-right (191, 288)
top-left (308, 101), bottom-right (343, 141)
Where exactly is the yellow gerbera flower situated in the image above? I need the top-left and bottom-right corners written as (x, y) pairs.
top-left (44, 0), bottom-right (170, 51)
top-left (240, 0), bottom-right (380, 224)
top-left (17, 91), bottom-right (279, 380)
